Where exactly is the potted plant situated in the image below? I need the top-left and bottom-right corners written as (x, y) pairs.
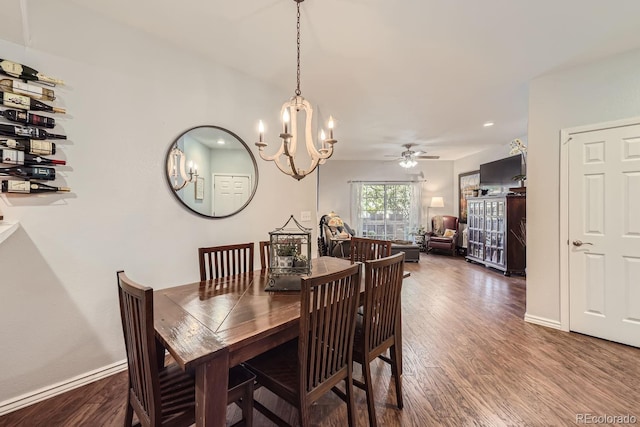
top-left (293, 253), bottom-right (308, 268)
top-left (410, 225), bottom-right (425, 242)
top-left (276, 243), bottom-right (297, 268)
top-left (512, 174), bottom-right (527, 188)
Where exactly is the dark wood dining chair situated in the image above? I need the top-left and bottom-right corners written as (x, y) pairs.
top-left (198, 242), bottom-right (254, 281)
top-left (349, 236), bottom-right (392, 263)
top-left (259, 241), bottom-right (270, 270)
top-left (244, 264), bottom-right (362, 427)
top-left (352, 252), bottom-right (405, 427)
top-left (117, 271), bottom-right (256, 427)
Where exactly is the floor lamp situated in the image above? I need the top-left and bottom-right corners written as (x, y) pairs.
top-left (428, 196), bottom-right (444, 231)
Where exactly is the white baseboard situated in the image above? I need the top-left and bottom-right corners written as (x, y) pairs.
top-left (524, 313), bottom-right (563, 330)
top-left (0, 359), bottom-right (127, 417)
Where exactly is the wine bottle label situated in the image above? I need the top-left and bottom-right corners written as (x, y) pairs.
top-left (31, 167), bottom-right (53, 179)
top-left (35, 73), bottom-right (64, 86)
top-left (6, 180), bottom-right (30, 193)
top-left (12, 81), bottom-right (44, 98)
top-left (0, 60), bottom-right (23, 78)
top-left (29, 140), bottom-right (53, 155)
top-left (2, 92), bottom-right (30, 109)
top-left (31, 113), bottom-right (54, 127)
top-left (8, 126), bottom-right (38, 138)
top-left (1, 149), bottom-right (24, 165)
top-left (5, 125), bottom-right (32, 137)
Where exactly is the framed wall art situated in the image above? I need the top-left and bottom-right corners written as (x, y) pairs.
top-left (458, 170), bottom-right (480, 223)
top-left (195, 176), bottom-right (205, 200)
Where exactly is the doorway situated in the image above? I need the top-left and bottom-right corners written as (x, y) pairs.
top-left (212, 174), bottom-right (251, 217)
top-left (560, 117), bottom-right (640, 348)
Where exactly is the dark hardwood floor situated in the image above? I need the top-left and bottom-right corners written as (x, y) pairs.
top-left (1, 254), bottom-right (638, 426)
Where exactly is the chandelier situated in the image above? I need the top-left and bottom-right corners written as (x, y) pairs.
top-left (255, 0), bottom-right (337, 181)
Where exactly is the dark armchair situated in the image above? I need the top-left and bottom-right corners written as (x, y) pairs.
top-left (426, 215), bottom-right (459, 256)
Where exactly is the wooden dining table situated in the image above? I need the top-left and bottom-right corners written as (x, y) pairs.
top-left (153, 256), bottom-right (356, 427)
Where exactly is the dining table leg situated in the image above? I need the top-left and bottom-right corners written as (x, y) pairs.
top-left (195, 349), bottom-right (230, 427)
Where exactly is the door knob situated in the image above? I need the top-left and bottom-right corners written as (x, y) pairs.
top-left (572, 240), bottom-right (593, 247)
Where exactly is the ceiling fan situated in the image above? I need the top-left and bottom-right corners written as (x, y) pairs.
top-left (385, 143), bottom-right (440, 168)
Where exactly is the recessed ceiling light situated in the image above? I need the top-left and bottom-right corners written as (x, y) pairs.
top-left (217, 139), bottom-right (225, 145)
top-left (483, 122), bottom-right (494, 127)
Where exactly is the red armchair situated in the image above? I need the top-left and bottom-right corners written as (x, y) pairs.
top-left (426, 215), bottom-right (459, 256)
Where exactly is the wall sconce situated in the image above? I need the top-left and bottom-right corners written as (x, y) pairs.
top-left (167, 144), bottom-right (198, 191)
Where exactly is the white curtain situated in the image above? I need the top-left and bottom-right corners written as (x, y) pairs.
top-left (350, 182), bottom-right (363, 236)
top-left (409, 181), bottom-right (422, 238)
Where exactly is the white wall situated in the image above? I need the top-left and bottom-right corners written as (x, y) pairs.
top-left (0, 1), bottom-right (317, 405)
top-left (317, 160), bottom-right (454, 230)
top-left (527, 48), bottom-right (640, 325)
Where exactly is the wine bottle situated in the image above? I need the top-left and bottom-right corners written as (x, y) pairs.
top-left (0, 138), bottom-right (56, 155)
top-left (0, 59), bottom-right (64, 86)
top-left (0, 91), bottom-right (65, 113)
top-left (0, 109), bottom-right (56, 128)
top-left (0, 123), bottom-right (65, 140)
top-left (0, 165), bottom-right (56, 180)
top-left (1, 149), bottom-right (65, 166)
top-left (2, 179), bottom-right (70, 194)
top-left (0, 79), bottom-right (55, 101)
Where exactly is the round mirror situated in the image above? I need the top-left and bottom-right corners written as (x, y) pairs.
top-left (165, 125), bottom-right (258, 218)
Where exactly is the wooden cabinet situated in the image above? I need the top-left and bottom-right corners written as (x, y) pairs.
top-left (465, 195), bottom-right (526, 275)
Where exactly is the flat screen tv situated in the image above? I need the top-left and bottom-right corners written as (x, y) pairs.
top-left (479, 155), bottom-right (523, 188)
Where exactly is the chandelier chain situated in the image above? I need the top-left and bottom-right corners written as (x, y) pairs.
top-left (295, 0), bottom-right (301, 96)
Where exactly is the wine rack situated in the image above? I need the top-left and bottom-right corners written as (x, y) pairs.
top-left (0, 58), bottom-right (68, 195)
top-left (465, 194), bottom-right (526, 276)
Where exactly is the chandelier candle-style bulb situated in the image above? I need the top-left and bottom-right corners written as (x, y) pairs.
top-left (282, 109), bottom-right (290, 136)
top-left (328, 116), bottom-right (335, 141)
top-left (258, 121), bottom-right (264, 143)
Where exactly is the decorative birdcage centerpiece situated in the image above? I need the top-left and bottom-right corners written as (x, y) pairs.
top-left (269, 215), bottom-right (312, 285)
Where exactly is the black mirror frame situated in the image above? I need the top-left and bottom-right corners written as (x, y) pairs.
top-left (165, 125), bottom-right (259, 219)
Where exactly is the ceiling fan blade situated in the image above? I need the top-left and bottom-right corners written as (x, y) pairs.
top-left (416, 155), bottom-right (440, 160)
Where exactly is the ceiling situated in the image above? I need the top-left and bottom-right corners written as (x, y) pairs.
top-left (35, 1), bottom-right (640, 160)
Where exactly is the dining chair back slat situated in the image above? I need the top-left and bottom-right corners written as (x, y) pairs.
top-left (259, 241), bottom-right (271, 270)
top-left (198, 243), bottom-right (254, 281)
top-left (349, 236), bottom-right (392, 264)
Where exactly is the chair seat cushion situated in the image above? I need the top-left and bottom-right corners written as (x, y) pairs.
top-left (430, 236), bottom-right (454, 244)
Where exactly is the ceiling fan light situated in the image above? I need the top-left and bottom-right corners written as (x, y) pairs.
top-left (399, 158), bottom-right (417, 168)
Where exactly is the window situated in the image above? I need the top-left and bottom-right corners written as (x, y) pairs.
top-left (351, 182), bottom-right (421, 241)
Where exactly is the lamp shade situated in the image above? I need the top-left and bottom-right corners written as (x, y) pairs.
top-left (430, 197), bottom-right (444, 208)
top-left (327, 216), bottom-right (344, 228)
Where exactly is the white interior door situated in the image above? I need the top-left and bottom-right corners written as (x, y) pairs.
top-left (213, 174), bottom-right (250, 216)
top-left (568, 123), bottom-right (640, 347)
